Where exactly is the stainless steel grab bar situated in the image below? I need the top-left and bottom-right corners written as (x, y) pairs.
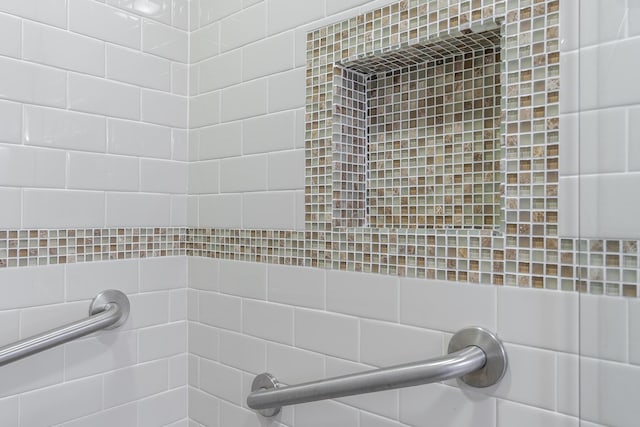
top-left (247, 327), bottom-right (507, 417)
top-left (0, 290), bottom-right (130, 367)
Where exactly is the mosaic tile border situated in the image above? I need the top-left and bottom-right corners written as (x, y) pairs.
top-left (1, 227), bottom-right (638, 298)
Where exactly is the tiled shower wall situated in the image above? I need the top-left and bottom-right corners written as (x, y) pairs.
top-left (187, 1), bottom-right (640, 427)
top-left (0, 0), bottom-right (189, 425)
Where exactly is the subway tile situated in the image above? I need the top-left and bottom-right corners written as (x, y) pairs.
top-left (140, 159), bottom-right (188, 194)
top-left (200, 0), bottom-right (242, 24)
top-left (327, 270), bottom-right (398, 322)
top-left (295, 400), bottom-right (359, 427)
top-left (326, 0), bottom-right (372, 15)
top-left (219, 330), bottom-right (266, 374)
top-left (498, 287), bottom-right (578, 353)
top-left (0, 0), bottom-right (67, 28)
top-left (243, 299), bottom-right (294, 345)
top-left (360, 320), bottom-right (443, 367)
top-left (172, 62), bottom-right (189, 96)
top-left (170, 289), bottom-right (188, 321)
top-left (579, 295), bottom-right (627, 362)
top-left (268, 264), bottom-right (325, 310)
top-left (0, 145), bottom-right (66, 189)
top-left (268, 67), bottom-right (306, 112)
top-left (142, 20), bottom-right (188, 63)
top-left (172, 0), bottom-right (190, 30)
top-left (196, 50), bottom-right (242, 94)
top-left (20, 377), bottom-right (103, 427)
top-left (267, 0), bottom-right (325, 34)
top-left (198, 194), bottom-right (243, 228)
top-left (497, 400), bottom-right (578, 427)
top-left (558, 113), bottom-right (579, 176)
top-left (169, 354), bottom-right (188, 388)
top-left (243, 192), bottom-right (296, 229)
top-left (578, 108), bottom-right (627, 174)
top-left (103, 360), bottom-right (168, 408)
top-left (25, 106), bottom-right (106, 152)
top-left (172, 195), bottom-right (188, 226)
top-left (105, 192), bottom-right (171, 226)
top-left (123, 289), bottom-right (170, 330)
top-left (0, 397), bottom-right (18, 427)
top-left (579, 0), bottom-right (627, 47)
top-left (23, 189), bottom-right (105, 228)
top-left (198, 291), bottom-right (242, 331)
top-left (23, 20), bottom-right (105, 76)
top-left (189, 160), bottom-right (220, 194)
top-left (492, 343), bottom-right (557, 410)
top-left (189, 388), bottom-right (220, 427)
top-left (141, 90), bottom-right (188, 128)
top-left (0, 188), bottom-right (20, 228)
top-left (221, 79), bottom-right (268, 121)
top-left (579, 173), bottom-right (640, 239)
top-left (0, 311), bottom-right (19, 347)
top-left (580, 357), bottom-right (640, 426)
top-left (268, 149), bottom-right (305, 190)
top-left (67, 151), bottom-right (139, 191)
top-left (107, 0), bottom-right (173, 25)
top-left (60, 403), bottom-right (138, 427)
top-left (140, 256), bottom-right (187, 291)
top-left (0, 57), bottom-right (66, 108)
top-left (198, 122), bottom-right (242, 160)
top-left (138, 388), bottom-right (187, 426)
top-left (360, 412), bottom-right (406, 427)
top-left (559, 50), bottom-right (579, 114)
top-left (0, 347), bottom-right (63, 398)
top-left (243, 32), bottom-right (294, 81)
top-left (219, 260), bottom-right (267, 300)
top-left (266, 342), bottom-right (325, 386)
top-left (629, 106), bottom-right (640, 172)
top-left (191, 22), bottom-right (220, 63)
top-left (559, 0), bottom-right (579, 52)
top-left (139, 322), bottom-right (187, 362)
top-left (190, 91), bottom-right (220, 128)
top-left (400, 278), bottom-right (496, 333)
top-left (629, 299), bottom-right (640, 365)
top-left (66, 259), bottom-right (138, 301)
top-left (0, 100), bottom-right (22, 144)
top-left (557, 352), bottom-right (579, 417)
top-left (0, 13), bottom-right (21, 59)
top-left (106, 44), bottom-right (171, 91)
top-left (294, 308), bottom-right (359, 361)
top-left (188, 354), bottom-right (199, 387)
top-left (219, 401), bottom-right (270, 427)
top-left (69, 73), bottom-right (140, 120)
top-left (19, 300), bottom-right (87, 338)
top-left (119, 292), bottom-right (169, 330)
top-left (69, 0), bottom-right (141, 49)
top-left (172, 129), bottom-right (189, 161)
top-left (558, 177), bottom-right (579, 237)
top-left (243, 111), bottom-right (296, 155)
top-left (200, 359), bottom-right (243, 404)
top-left (107, 119), bottom-right (172, 159)
top-left (219, 155), bottom-right (268, 192)
top-left (188, 322), bottom-right (219, 360)
top-left (0, 266), bottom-right (64, 310)
top-left (400, 383), bottom-right (495, 427)
top-left (65, 330), bottom-right (138, 380)
top-left (220, 3), bottom-right (266, 52)
top-left (188, 257), bottom-right (219, 291)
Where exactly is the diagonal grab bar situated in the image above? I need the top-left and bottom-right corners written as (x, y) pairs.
top-left (0, 290), bottom-right (130, 367)
top-left (247, 327), bottom-right (507, 417)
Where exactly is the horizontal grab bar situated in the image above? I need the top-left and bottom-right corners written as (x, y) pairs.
top-left (247, 327), bottom-right (507, 417)
top-left (0, 290), bottom-right (130, 367)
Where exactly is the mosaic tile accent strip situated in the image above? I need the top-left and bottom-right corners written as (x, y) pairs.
top-left (0, 228), bottom-right (187, 267)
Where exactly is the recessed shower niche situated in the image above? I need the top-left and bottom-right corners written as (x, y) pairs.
top-left (331, 26), bottom-right (503, 230)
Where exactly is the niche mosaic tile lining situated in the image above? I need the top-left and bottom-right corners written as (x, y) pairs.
top-left (1, 0), bottom-right (639, 298)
